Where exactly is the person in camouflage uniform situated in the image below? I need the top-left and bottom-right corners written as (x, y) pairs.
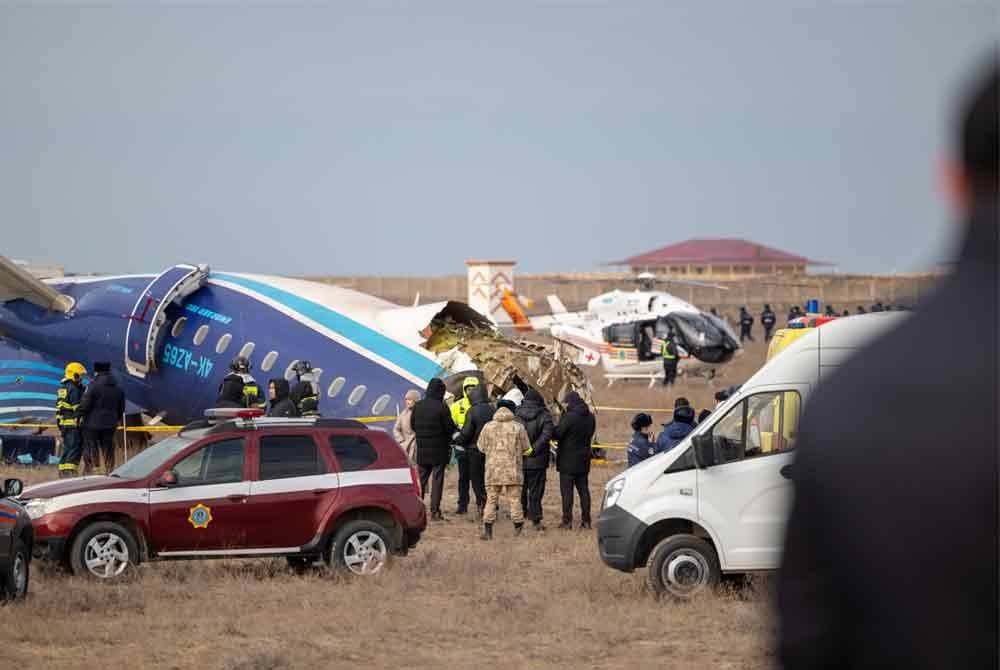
top-left (478, 406), bottom-right (527, 540)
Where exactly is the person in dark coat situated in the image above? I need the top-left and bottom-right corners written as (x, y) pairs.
top-left (410, 378), bottom-right (456, 521)
top-left (266, 378), bottom-right (299, 418)
top-left (654, 398), bottom-right (696, 453)
top-left (626, 413), bottom-right (656, 468)
top-left (760, 304), bottom-right (777, 341)
top-left (77, 361), bottom-right (126, 473)
top-left (454, 383), bottom-right (494, 519)
top-left (215, 370), bottom-right (245, 408)
top-left (779, 59), bottom-right (998, 670)
top-left (553, 392), bottom-right (596, 529)
top-left (513, 382), bottom-right (554, 530)
top-left (738, 306), bottom-right (754, 342)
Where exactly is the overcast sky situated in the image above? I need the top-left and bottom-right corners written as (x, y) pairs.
top-left (1, 2), bottom-right (996, 277)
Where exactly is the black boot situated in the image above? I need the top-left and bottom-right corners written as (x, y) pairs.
top-left (533, 520), bottom-right (546, 532)
top-left (558, 520), bottom-right (572, 530)
top-left (580, 521), bottom-right (592, 530)
top-left (480, 523), bottom-right (493, 541)
top-left (513, 522), bottom-right (523, 537)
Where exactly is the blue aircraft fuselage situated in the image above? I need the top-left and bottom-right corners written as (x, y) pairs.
top-left (0, 272), bottom-right (441, 426)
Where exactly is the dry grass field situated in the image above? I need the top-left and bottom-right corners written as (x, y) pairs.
top-left (0, 341), bottom-right (776, 670)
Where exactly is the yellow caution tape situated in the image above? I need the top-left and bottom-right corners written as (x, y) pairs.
top-left (593, 442), bottom-right (628, 451)
top-left (595, 406), bottom-right (674, 413)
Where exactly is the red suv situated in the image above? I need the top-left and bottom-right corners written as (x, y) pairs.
top-left (20, 414), bottom-right (426, 580)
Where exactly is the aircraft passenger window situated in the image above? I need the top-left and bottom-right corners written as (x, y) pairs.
top-left (329, 435), bottom-right (378, 471)
top-left (215, 333), bottom-right (232, 354)
top-left (284, 360), bottom-right (300, 382)
top-left (371, 394), bottom-right (391, 415)
top-left (239, 342), bottom-right (255, 359)
top-left (193, 325), bottom-right (210, 346)
top-left (258, 435), bottom-right (326, 480)
top-left (172, 438), bottom-right (245, 486)
top-left (348, 385), bottom-right (367, 406)
top-left (171, 317), bottom-right (187, 338)
top-left (261, 351), bottom-right (278, 372)
top-left (327, 377), bottom-right (346, 398)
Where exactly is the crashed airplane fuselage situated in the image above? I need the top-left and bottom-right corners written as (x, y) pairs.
top-left (0, 261), bottom-right (592, 427)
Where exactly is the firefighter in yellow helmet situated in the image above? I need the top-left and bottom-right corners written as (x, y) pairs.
top-left (450, 376), bottom-right (480, 515)
top-left (56, 362), bottom-right (87, 477)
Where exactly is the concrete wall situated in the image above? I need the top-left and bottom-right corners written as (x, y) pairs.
top-left (307, 272), bottom-right (944, 317)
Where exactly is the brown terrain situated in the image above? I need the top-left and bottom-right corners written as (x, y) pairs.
top-left (0, 341), bottom-right (775, 670)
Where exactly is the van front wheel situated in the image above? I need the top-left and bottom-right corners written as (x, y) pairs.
top-left (647, 534), bottom-right (720, 599)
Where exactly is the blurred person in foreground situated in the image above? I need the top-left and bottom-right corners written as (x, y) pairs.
top-left (478, 404), bottom-right (528, 540)
top-left (778, 58), bottom-right (998, 669)
top-left (393, 389), bottom-right (421, 461)
top-left (553, 391), bottom-right (596, 530)
top-left (411, 378), bottom-right (456, 521)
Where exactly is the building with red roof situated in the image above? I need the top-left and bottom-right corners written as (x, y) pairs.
top-left (610, 238), bottom-right (830, 279)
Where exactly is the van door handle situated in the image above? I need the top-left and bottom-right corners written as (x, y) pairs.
top-left (780, 465), bottom-right (794, 480)
top-left (227, 494), bottom-right (247, 503)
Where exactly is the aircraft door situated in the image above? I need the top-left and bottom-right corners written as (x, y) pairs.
top-left (125, 264), bottom-right (210, 379)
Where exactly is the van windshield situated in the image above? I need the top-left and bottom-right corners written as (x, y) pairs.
top-left (111, 435), bottom-right (195, 480)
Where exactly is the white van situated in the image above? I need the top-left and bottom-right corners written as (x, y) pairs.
top-left (596, 312), bottom-right (906, 598)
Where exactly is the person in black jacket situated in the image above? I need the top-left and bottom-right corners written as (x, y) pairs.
top-left (779, 58), bottom-right (998, 669)
top-left (289, 360), bottom-right (320, 417)
top-left (760, 304), bottom-right (777, 341)
top-left (454, 383), bottom-right (494, 519)
top-left (553, 392), bottom-right (596, 530)
top-left (77, 362), bottom-right (126, 473)
top-left (266, 378), bottom-right (299, 418)
top-left (738, 307), bottom-right (754, 342)
top-left (513, 380), bottom-right (554, 530)
top-left (410, 378), bottom-right (456, 521)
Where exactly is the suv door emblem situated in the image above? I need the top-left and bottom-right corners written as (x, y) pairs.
top-left (188, 503), bottom-right (213, 529)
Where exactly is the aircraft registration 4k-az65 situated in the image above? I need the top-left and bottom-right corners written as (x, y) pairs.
top-left (500, 273), bottom-right (742, 379)
top-left (0, 256), bottom-right (591, 428)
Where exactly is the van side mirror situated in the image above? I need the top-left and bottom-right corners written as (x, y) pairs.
top-left (2, 478), bottom-right (23, 498)
top-left (692, 434), bottom-right (717, 469)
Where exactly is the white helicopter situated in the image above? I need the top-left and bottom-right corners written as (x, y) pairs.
top-left (501, 273), bottom-right (741, 377)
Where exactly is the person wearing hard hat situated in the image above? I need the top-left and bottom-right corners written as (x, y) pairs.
top-left (55, 362), bottom-right (87, 477)
top-left (450, 376), bottom-right (481, 515)
top-left (290, 360), bottom-right (320, 417)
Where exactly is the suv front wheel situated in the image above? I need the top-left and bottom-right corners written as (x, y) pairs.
top-left (329, 521), bottom-right (391, 576)
top-left (1, 536), bottom-right (30, 600)
top-left (647, 534), bottom-right (720, 599)
top-left (70, 521), bottom-right (139, 581)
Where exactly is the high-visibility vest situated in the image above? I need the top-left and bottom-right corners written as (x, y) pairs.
top-left (661, 340), bottom-right (677, 360)
top-left (55, 379), bottom-right (84, 427)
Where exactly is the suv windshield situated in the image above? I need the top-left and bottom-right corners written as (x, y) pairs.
top-left (111, 434), bottom-right (195, 480)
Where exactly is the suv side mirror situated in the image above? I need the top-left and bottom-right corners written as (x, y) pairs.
top-left (692, 434), bottom-right (717, 469)
top-left (156, 470), bottom-right (178, 488)
top-left (2, 478), bottom-right (23, 498)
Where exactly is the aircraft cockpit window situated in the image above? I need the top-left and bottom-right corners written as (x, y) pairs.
top-left (239, 342), bottom-right (255, 359)
top-left (327, 376), bottom-right (346, 398)
top-left (261, 351), bottom-right (278, 372)
top-left (171, 317), bottom-right (187, 338)
top-left (348, 385), bottom-right (367, 406)
top-left (215, 333), bottom-right (232, 354)
top-left (371, 394), bottom-right (391, 415)
top-left (193, 325), bottom-right (210, 346)
top-left (284, 360), bottom-right (300, 381)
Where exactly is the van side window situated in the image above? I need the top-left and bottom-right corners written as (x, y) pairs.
top-left (712, 391), bottom-right (801, 464)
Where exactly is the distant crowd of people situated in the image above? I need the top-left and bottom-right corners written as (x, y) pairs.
top-left (396, 374), bottom-right (596, 539)
top-left (729, 301), bottom-right (909, 343)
